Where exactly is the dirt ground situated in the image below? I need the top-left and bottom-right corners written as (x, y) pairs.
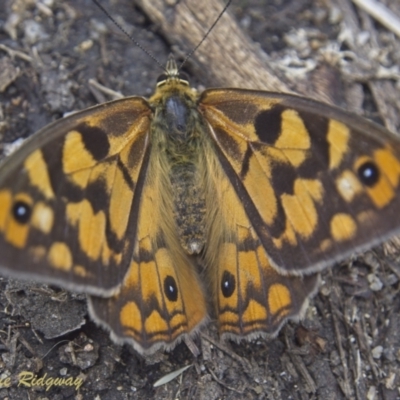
top-left (0, 0), bottom-right (400, 399)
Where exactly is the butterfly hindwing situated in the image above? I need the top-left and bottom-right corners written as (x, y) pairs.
top-left (200, 89), bottom-right (400, 275)
top-left (89, 143), bottom-right (208, 353)
top-left (201, 156), bottom-right (319, 338)
top-left (0, 97), bottom-right (152, 295)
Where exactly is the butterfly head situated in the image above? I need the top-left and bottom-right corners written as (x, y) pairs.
top-left (156, 56), bottom-right (190, 88)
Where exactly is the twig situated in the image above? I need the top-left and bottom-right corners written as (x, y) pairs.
top-left (352, 0), bottom-right (400, 38)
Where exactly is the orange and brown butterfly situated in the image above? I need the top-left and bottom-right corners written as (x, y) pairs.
top-left (1, 3), bottom-right (400, 356)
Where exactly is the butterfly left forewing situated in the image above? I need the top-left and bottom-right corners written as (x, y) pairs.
top-left (0, 97), bottom-right (152, 295)
top-left (200, 89), bottom-right (400, 276)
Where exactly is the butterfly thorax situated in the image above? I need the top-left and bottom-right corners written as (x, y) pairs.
top-left (151, 83), bottom-right (200, 160)
top-left (148, 75), bottom-right (210, 255)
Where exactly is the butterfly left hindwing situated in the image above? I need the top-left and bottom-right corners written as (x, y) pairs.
top-left (1, 58), bottom-right (400, 354)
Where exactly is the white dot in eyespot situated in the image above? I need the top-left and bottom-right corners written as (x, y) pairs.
top-left (16, 205), bottom-right (27, 217)
top-left (16, 204), bottom-right (30, 219)
top-left (363, 167), bottom-right (373, 178)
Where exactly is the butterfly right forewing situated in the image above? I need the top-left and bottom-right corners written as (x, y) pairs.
top-left (200, 89), bottom-right (400, 276)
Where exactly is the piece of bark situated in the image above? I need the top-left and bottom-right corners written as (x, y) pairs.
top-left (134, 0), bottom-right (293, 93)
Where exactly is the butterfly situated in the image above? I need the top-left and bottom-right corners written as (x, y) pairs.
top-left (1, 38), bottom-right (400, 354)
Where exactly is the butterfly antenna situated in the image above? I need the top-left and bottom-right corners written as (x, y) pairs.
top-left (179, 0), bottom-right (233, 71)
top-left (91, 0), bottom-right (166, 72)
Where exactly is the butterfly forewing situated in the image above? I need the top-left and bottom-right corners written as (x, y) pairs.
top-left (0, 97), bottom-right (152, 296)
top-left (200, 89), bottom-right (400, 275)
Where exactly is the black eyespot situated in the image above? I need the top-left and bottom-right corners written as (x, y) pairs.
top-left (357, 160), bottom-right (380, 187)
top-left (156, 73), bottom-right (168, 84)
top-left (164, 275), bottom-right (178, 302)
top-left (221, 270), bottom-right (235, 298)
top-left (12, 200), bottom-right (32, 224)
